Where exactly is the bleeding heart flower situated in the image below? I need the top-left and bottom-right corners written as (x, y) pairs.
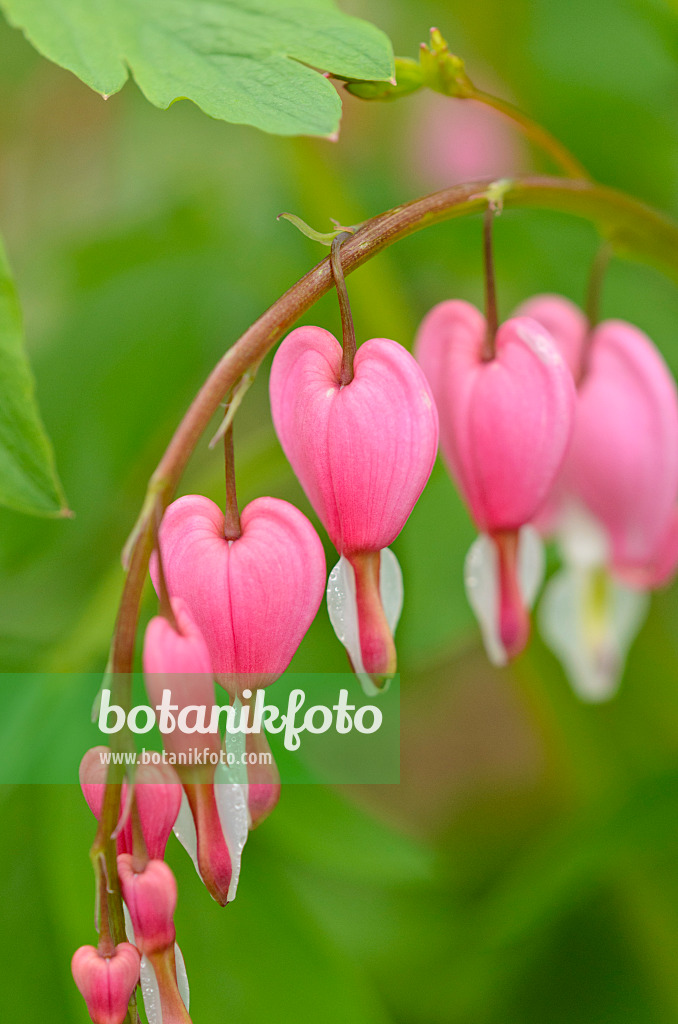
top-left (415, 299), bottom-right (576, 661)
top-left (151, 495), bottom-right (325, 690)
top-left (79, 748), bottom-right (181, 861)
top-left (71, 942), bottom-right (140, 1024)
top-left (269, 326), bottom-right (438, 687)
top-left (118, 856), bottom-right (177, 957)
top-left (520, 298), bottom-right (678, 581)
top-left (514, 297), bottom-right (678, 699)
top-left (142, 597), bottom-right (249, 906)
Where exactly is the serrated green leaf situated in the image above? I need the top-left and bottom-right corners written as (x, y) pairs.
top-left (0, 0), bottom-right (394, 136)
top-left (0, 236), bottom-right (68, 517)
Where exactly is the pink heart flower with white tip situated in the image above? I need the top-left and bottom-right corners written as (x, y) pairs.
top-left (517, 294), bottom-right (678, 699)
top-left (269, 326), bottom-right (438, 689)
top-left (415, 299), bottom-right (576, 663)
top-left (151, 495), bottom-right (325, 691)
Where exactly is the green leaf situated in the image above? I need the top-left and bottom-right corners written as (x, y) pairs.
top-left (0, 236), bottom-right (68, 517)
top-left (0, 0), bottom-right (394, 136)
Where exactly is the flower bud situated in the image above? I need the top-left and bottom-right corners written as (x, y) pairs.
top-left (79, 748), bottom-right (181, 860)
top-left (269, 326), bottom-right (438, 685)
top-left (71, 942), bottom-right (140, 1024)
top-left (117, 856), bottom-right (177, 957)
top-left (151, 495), bottom-right (325, 690)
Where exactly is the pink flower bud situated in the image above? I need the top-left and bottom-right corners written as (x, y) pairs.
top-left (269, 326), bottom-right (438, 681)
top-left (121, 762), bottom-right (183, 861)
top-left (151, 495), bottom-right (325, 688)
top-left (71, 942), bottom-right (140, 1024)
top-left (143, 598), bottom-right (221, 761)
top-left (79, 746), bottom-right (119, 824)
top-left (117, 856), bottom-right (177, 956)
top-left (79, 748), bottom-right (181, 861)
top-left (415, 300), bottom-right (576, 660)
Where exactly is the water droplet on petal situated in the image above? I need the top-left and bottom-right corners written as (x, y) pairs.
top-left (214, 718), bottom-right (249, 903)
top-left (139, 956), bottom-right (161, 1024)
top-left (326, 548), bottom-right (403, 695)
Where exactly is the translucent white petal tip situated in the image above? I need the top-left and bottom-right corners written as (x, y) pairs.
top-left (326, 548), bottom-right (403, 695)
top-left (539, 565), bottom-right (649, 702)
top-left (173, 792), bottom-right (200, 876)
top-left (464, 526), bottom-right (545, 666)
top-left (216, 700), bottom-right (249, 901)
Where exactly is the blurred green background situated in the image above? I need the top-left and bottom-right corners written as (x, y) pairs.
top-left (3, 0), bottom-right (678, 1020)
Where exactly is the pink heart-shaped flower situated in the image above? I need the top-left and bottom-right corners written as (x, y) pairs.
top-left (152, 494), bottom-right (325, 688)
top-left (72, 943), bottom-right (140, 1024)
top-left (415, 299), bottom-right (576, 532)
top-left (269, 326), bottom-right (439, 555)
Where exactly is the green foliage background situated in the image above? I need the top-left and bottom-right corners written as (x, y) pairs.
top-left (2, 0), bottom-right (678, 1021)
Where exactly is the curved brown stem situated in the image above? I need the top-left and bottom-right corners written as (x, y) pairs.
top-left (110, 175), bottom-right (678, 679)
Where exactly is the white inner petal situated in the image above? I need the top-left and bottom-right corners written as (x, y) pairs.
top-left (539, 565), bottom-right (649, 702)
top-left (215, 712), bottom-right (249, 903)
top-left (172, 792), bottom-right (200, 878)
top-left (326, 548), bottom-right (403, 696)
top-left (557, 502), bottom-right (610, 569)
top-left (174, 943), bottom-right (190, 1011)
top-left (464, 526), bottom-right (545, 666)
top-left (140, 956), bottom-right (162, 1024)
top-left (464, 533), bottom-right (506, 666)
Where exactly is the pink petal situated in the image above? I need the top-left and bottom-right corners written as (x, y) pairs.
top-left (415, 300), bottom-right (576, 532)
top-left (151, 495), bottom-right (326, 685)
top-left (563, 320), bottom-right (678, 572)
top-left (269, 327), bottom-right (439, 554)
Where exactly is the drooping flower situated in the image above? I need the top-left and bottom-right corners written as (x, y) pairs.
top-left (142, 597), bottom-right (246, 907)
top-left (516, 296), bottom-right (678, 698)
top-left (117, 856), bottom-right (177, 957)
top-left (415, 299), bottom-right (576, 662)
top-left (118, 856), bottom-right (191, 1023)
top-left (71, 942), bottom-right (140, 1024)
top-left (269, 326), bottom-right (438, 689)
top-left (151, 496), bottom-right (325, 691)
top-left (79, 748), bottom-right (181, 861)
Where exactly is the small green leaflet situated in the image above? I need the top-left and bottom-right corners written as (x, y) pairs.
top-left (0, 237), bottom-right (68, 517)
top-left (0, 0), bottom-right (394, 136)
